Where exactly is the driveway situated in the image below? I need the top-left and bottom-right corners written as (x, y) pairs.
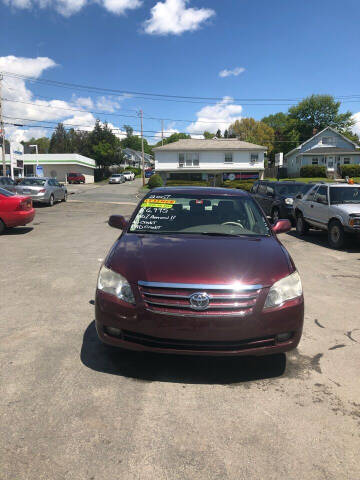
top-left (67, 178), bottom-right (144, 205)
top-left (0, 203), bottom-right (359, 480)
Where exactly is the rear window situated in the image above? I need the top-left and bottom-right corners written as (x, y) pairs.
top-left (274, 183), bottom-right (312, 196)
top-left (0, 187), bottom-right (15, 197)
top-left (19, 178), bottom-right (46, 186)
top-left (111, 174), bottom-right (122, 177)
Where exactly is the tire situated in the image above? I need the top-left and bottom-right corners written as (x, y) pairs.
top-left (0, 219), bottom-right (5, 235)
top-left (271, 207), bottom-right (280, 224)
top-left (48, 195), bottom-right (54, 207)
top-left (62, 192), bottom-right (67, 202)
top-left (296, 213), bottom-right (309, 236)
top-left (328, 220), bottom-right (345, 249)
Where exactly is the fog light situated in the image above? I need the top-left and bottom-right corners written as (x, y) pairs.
top-left (104, 326), bottom-right (122, 337)
top-left (276, 332), bottom-right (292, 343)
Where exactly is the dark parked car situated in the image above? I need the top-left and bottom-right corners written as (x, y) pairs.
top-left (0, 176), bottom-right (17, 193)
top-left (67, 172), bottom-right (85, 184)
top-left (145, 169), bottom-right (155, 178)
top-left (251, 180), bottom-right (313, 224)
top-left (95, 187), bottom-right (304, 358)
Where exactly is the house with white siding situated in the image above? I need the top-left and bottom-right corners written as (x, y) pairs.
top-left (284, 127), bottom-right (360, 177)
top-left (153, 138), bottom-right (267, 185)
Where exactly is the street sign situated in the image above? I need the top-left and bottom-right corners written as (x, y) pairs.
top-left (36, 165), bottom-right (44, 177)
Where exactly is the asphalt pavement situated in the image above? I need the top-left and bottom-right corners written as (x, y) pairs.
top-left (66, 178), bottom-right (144, 205)
top-left (1, 196), bottom-right (359, 480)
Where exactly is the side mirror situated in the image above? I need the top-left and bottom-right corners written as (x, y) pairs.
top-left (296, 193), bottom-right (303, 199)
top-left (108, 215), bottom-right (128, 230)
top-left (272, 219), bottom-right (292, 234)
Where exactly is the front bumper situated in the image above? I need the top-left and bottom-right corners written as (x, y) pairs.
top-left (95, 290), bottom-right (304, 356)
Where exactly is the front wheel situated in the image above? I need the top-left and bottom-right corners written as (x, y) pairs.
top-left (328, 220), bottom-right (345, 249)
top-left (48, 195), bottom-right (54, 207)
top-left (0, 219), bottom-right (5, 235)
top-left (62, 192), bottom-right (67, 202)
top-left (296, 213), bottom-right (309, 236)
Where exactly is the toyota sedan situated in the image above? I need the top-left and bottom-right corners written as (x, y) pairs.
top-left (95, 187), bottom-right (304, 357)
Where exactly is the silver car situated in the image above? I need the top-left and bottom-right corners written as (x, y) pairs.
top-left (294, 183), bottom-right (360, 248)
top-left (0, 176), bottom-right (17, 193)
top-left (109, 174), bottom-right (125, 184)
top-left (15, 177), bottom-right (67, 206)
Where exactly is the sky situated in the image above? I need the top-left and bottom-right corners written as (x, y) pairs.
top-left (1, 0), bottom-right (360, 144)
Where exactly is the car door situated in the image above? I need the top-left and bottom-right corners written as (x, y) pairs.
top-left (47, 179), bottom-right (57, 199)
top-left (53, 180), bottom-right (63, 200)
top-left (301, 186), bottom-right (319, 225)
top-left (312, 185), bottom-right (330, 229)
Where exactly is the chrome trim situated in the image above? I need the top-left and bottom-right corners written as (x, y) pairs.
top-left (146, 309), bottom-right (251, 317)
top-left (142, 291), bottom-right (258, 301)
top-left (145, 300), bottom-right (253, 310)
top-left (138, 281), bottom-right (262, 291)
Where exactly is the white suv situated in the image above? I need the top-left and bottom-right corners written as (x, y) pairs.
top-left (293, 183), bottom-right (360, 249)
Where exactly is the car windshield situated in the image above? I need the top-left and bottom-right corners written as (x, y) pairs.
top-left (330, 187), bottom-right (360, 204)
top-left (274, 184), bottom-right (312, 196)
top-left (123, 172), bottom-right (131, 175)
top-left (129, 194), bottom-right (271, 237)
top-left (111, 174), bottom-right (122, 177)
top-left (19, 178), bottom-right (47, 186)
top-left (0, 186), bottom-right (15, 197)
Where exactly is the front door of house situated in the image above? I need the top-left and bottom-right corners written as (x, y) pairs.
top-left (327, 157), bottom-right (334, 172)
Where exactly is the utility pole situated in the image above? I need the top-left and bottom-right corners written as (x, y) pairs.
top-left (0, 74), bottom-right (6, 177)
top-left (161, 120), bottom-right (164, 146)
top-left (140, 109), bottom-right (145, 186)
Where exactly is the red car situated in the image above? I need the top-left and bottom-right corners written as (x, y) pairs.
top-left (95, 187), bottom-right (304, 357)
top-left (67, 172), bottom-right (85, 184)
top-left (0, 187), bottom-right (35, 234)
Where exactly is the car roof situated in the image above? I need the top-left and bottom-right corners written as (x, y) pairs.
top-left (151, 186), bottom-right (250, 197)
top-left (313, 183), bottom-right (360, 188)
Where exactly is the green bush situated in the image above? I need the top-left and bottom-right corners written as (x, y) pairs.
top-left (125, 167), bottom-right (141, 176)
top-left (340, 164), bottom-right (360, 178)
top-left (221, 180), bottom-right (256, 192)
top-left (300, 166), bottom-right (326, 178)
top-left (148, 174), bottom-right (163, 189)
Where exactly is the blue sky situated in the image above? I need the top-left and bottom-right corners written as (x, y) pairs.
top-left (1, 0), bottom-right (360, 143)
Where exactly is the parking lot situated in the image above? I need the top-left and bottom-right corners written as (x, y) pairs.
top-left (1, 193), bottom-right (360, 480)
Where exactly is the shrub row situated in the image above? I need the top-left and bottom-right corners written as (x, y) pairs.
top-left (340, 164), bottom-right (360, 178)
top-left (148, 174), bottom-right (163, 189)
top-left (221, 180), bottom-right (256, 192)
top-left (165, 180), bottom-right (210, 187)
top-left (300, 166), bottom-right (327, 177)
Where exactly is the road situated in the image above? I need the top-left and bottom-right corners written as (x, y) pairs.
top-left (1, 195), bottom-right (359, 480)
top-left (66, 178), bottom-right (144, 205)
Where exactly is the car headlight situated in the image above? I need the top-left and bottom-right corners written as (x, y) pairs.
top-left (284, 198), bottom-right (294, 206)
top-left (97, 265), bottom-right (135, 304)
top-left (264, 271), bottom-right (302, 309)
top-left (349, 216), bottom-right (360, 227)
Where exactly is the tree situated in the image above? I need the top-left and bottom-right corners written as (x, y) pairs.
top-left (224, 129), bottom-right (229, 138)
top-left (121, 134), bottom-right (152, 156)
top-left (216, 129), bottom-right (222, 138)
top-left (288, 94), bottom-right (354, 139)
top-left (262, 112), bottom-right (300, 157)
top-left (229, 118), bottom-right (275, 154)
top-left (203, 131), bottom-right (214, 139)
top-left (22, 137), bottom-right (50, 154)
top-left (123, 125), bottom-right (134, 137)
top-left (154, 132), bottom-right (191, 147)
top-left (49, 123), bottom-right (70, 153)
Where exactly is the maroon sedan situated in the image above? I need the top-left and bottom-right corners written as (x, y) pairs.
top-left (95, 187), bottom-right (304, 357)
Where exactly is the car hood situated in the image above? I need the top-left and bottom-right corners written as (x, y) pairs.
top-left (332, 204), bottom-right (360, 216)
top-left (107, 234), bottom-right (293, 288)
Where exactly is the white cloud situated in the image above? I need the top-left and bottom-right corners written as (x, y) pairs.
top-left (100, 0), bottom-right (142, 15)
top-left (0, 55), bottom-right (130, 142)
top-left (2, 0), bottom-right (142, 16)
top-left (219, 67), bottom-right (245, 78)
top-left (187, 97), bottom-right (243, 137)
top-left (143, 0), bottom-right (215, 35)
top-left (351, 113), bottom-right (360, 136)
top-left (154, 126), bottom-right (179, 141)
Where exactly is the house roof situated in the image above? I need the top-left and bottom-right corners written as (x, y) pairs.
top-left (301, 147), bottom-right (360, 155)
top-left (285, 126), bottom-right (359, 157)
top-left (153, 138), bottom-right (267, 152)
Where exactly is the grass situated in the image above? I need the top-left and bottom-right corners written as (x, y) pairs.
top-left (265, 177), bottom-right (334, 183)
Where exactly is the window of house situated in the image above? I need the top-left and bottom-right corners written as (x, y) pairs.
top-left (250, 153), bottom-right (259, 163)
top-left (343, 158), bottom-right (350, 164)
top-left (312, 158), bottom-right (319, 165)
top-left (322, 136), bottom-right (335, 145)
top-left (179, 153), bottom-right (185, 166)
top-left (185, 152), bottom-right (199, 167)
top-left (224, 153), bottom-right (233, 163)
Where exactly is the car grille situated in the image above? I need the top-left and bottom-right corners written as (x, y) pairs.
top-left (122, 329), bottom-right (275, 351)
top-left (138, 281), bottom-right (262, 317)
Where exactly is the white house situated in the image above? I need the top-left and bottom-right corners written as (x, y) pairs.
top-left (153, 138), bottom-right (267, 185)
top-left (284, 127), bottom-right (360, 177)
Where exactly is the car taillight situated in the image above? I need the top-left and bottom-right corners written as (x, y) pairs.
top-left (17, 199), bottom-right (33, 211)
top-left (39, 189), bottom-right (46, 193)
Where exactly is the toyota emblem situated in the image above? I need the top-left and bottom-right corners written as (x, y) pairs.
top-left (189, 292), bottom-right (210, 311)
